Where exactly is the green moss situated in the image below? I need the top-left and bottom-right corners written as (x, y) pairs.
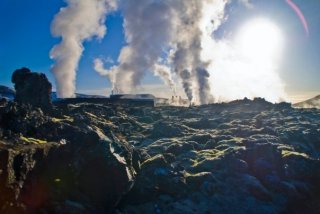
top-left (184, 171), bottom-right (208, 178)
top-left (282, 150), bottom-right (310, 159)
top-left (141, 154), bottom-right (164, 168)
top-left (84, 112), bottom-right (118, 128)
top-left (191, 149), bottom-right (227, 167)
top-left (52, 115), bottom-right (74, 123)
top-left (52, 118), bottom-right (62, 123)
top-left (20, 136), bottom-right (47, 145)
top-left (84, 112), bottom-right (98, 119)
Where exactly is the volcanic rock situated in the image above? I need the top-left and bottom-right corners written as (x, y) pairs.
top-left (12, 67), bottom-right (52, 110)
top-left (1, 96), bottom-right (320, 213)
top-left (0, 103), bottom-right (137, 213)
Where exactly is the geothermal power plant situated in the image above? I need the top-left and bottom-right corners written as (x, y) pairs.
top-left (55, 93), bottom-right (190, 107)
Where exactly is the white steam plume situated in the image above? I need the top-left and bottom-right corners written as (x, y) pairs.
top-left (52, 0), bottom-right (286, 103)
top-left (154, 64), bottom-right (175, 93)
top-left (93, 58), bottom-right (117, 91)
top-left (95, 0), bottom-right (219, 105)
top-left (50, 0), bottom-right (117, 98)
top-left (96, 0), bottom-right (175, 94)
top-left (169, 0), bottom-right (221, 104)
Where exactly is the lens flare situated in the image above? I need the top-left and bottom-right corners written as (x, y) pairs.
top-left (286, 0), bottom-right (309, 36)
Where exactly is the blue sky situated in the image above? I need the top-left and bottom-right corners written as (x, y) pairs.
top-left (0, 0), bottom-right (319, 101)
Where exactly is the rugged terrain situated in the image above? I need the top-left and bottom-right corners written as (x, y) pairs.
top-left (0, 97), bottom-right (320, 213)
top-left (294, 95), bottom-right (320, 109)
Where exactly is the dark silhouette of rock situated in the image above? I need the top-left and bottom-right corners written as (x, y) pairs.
top-left (12, 67), bottom-right (52, 110)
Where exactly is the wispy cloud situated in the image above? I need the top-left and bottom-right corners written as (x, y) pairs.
top-left (238, 0), bottom-right (254, 9)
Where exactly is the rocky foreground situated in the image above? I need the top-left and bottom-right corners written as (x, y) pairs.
top-left (0, 97), bottom-right (319, 214)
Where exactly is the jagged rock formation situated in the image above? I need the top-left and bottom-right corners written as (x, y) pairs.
top-left (0, 102), bottom-right (137, 213)
top-left (12, 68), bottom-right (52, 110)
top-left (0, 141), bottom-right (62, 213)
top-left (0, 96), bottom-right (319, 213)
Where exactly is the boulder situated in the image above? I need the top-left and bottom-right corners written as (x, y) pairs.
top-left (0, 104), bottom-right (137, 213)
top-left (0, 130), bottom-right (136, 213)
top-left (151, 121), bottom-right (183, 138)
top-left (0, 140), bottom-right (62, 213)
top-left (122, 154), bottom-right (186, 205)
top-left (0, 102), bottom-right (48, 136)
top-left (185, 172), bottom-right (216, 190)
top-left (12, 68), bottom-right (52, 110)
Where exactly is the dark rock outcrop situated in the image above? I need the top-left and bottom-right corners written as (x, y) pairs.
top-left (12, 68), bottom-right (52, 110)
top-left (0, 103), bottom-right (136, 213)
top-left (0, 141), bottom-right (62, 213)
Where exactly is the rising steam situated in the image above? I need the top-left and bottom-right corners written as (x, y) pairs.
top-left (153, 64), bottom-right (175, 93)
top-left (93, 58), bottom-right (116, 91)
top-left (51, 0), bottom-right (287, 104)
top-left (99, 0), bottom-right (176, 95)
top-left (93, 0), bottom-right (220, 104)
top-left (50, 0), bottom-right (117, 98)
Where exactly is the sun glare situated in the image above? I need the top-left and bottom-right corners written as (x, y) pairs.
top-left (235, 18), bottom-right (284, 62)
top-left (208, 18), bottom-right (287, 103)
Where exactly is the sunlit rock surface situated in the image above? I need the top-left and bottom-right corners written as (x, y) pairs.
top-left (0, 98), bottom-right (319, 213)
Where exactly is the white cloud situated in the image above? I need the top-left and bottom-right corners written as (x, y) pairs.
top-left (238, 0), bottom-right (254, 9)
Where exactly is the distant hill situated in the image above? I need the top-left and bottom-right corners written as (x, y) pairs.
top-left (0, 85), bottom-right (15, 100)
top-left (293, 95), bottom-right (320, 109)
top-left (51, 92), bottom-right (106, 101)
top-left (0, 85), bottom-right (106, 101)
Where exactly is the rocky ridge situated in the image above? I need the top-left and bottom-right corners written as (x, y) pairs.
top-left (294, 95), bottom-right (320, 109)
top-left (0, 97), bottom-right (319, 213)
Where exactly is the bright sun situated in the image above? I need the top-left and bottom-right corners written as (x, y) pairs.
top-left (209, 18), bottom-right (287, 103)
top-left (235, 18), bottom-right (284, 62)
